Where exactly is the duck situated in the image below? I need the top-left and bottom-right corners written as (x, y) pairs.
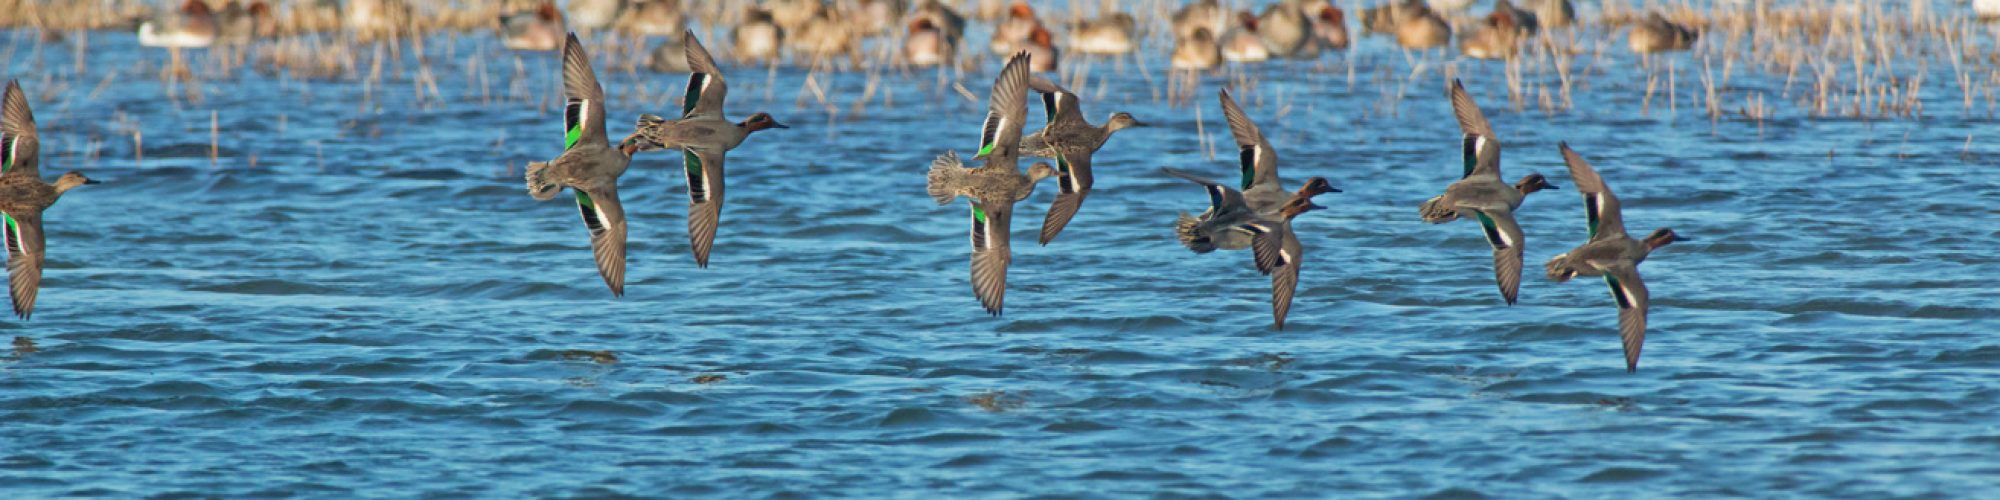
top-left (1023, 26), bottom-right (1059, 72)
top-left (1173, 88), bottom-right (1331, 252)
top-left (1486, 0), bottom-right (1539, 36)
top-left (913, 0), bottom-right (966, 41)
top-left (1544, 142), bottom-right (1690, 372)
top-left (1393, 1), bottom-right (1451, 49)
top-left (567, 0), bottom-right (625, 32)
top-left (138, 0), bottom-right (216, 48)
top-left (1629, 13), bottom-right (1698, 54)
top-left (617, 0), bottom-right (685, 37)
top-left (1220, 12), bottom-right (1270, 63)
top-left (925, 52), bottom-right (1064, 316)
top-left (499, 2), bottom-right (565, 51)
top-left (1417, 80), bottom-right (1559, 305)
top-left (1256, 2), bottom-right (1311, 58)
top-left (1425, 0), bottom-right (1477, 13)
top-left (904, 17), bottom-right (956, 67)
top-left (1070, 13), bottom-right (1136, 55)
top-left (1017, 79), bottom-right (1145, 245)
top-left (851, 0), bottom-right (908, 37)
top-left (0, 81), bottom-right (100, 320)
top-left (216, 1), bottom-right (273, 44)
top-left (766, 0), bottom-right (825, 34)
top-left (733, 7), bottom-right (785, 64)
top-left (1163, 168), bottom-right (1335, 330)
top-left (1171, 27), bottom-right (1223, 70)
top-left (523, 34), bottom-right (653, 297)
top-left (632, 31), bottom-right (790, 268)
top-left (792, 9), bottom-right (860, 64)
top-left (1311, 6), bottom-right (1350, 51)
top-left (137, 0), bottom-right (216, 78)
top-left (1172, 0), bottom-right (1229, 41)
top-left (988, 2), bottom-right (1041, 56)
top-left (1527, 0), bottom-right (1575, 29)
top-left (1458, 10), bottom-right (1523, 59)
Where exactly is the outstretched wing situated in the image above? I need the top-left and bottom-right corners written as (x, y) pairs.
top-left (1473, 208), bottom-right (1524, 305)
top-left (1, 80), bottom-right (40, 179)
top-left (1037, 152), bottom-right (1093, 245)
top-left (1244, 220), bottom-right (1303, 329)
top-left (680, 29), bottom-right (729, 118)
top-left (573, 187), bottom-right (627, 296)
top-left (1031, 76), bottom-right (1084, 126)
top-left (969, 201), bottom-right (1014, 315)
top-left (561, 33), bottom-right (609, 150)
top-left (1559, 142), bottom-right (1627, 240)
top-left (1596, 262), bottom-right (1651, 372)
top-left (2, 210), bottom-right (43, 319)
top-left (1449, 79), bottom-right (1501, 179)
top-left (683, 147), bottom-right (727, 268)
top-left (974, 52), bottom-right (1034, 164)
top-left (1218, 89), bottom-right (1279, 191)
top-left (1160, 167), bottom-right (1249, 214)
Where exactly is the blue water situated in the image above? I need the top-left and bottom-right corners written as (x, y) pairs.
top-left (4, 6), bottom-right (2000, 497)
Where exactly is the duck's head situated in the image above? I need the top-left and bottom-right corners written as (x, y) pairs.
top-left (1279, 196), bottom-right (1327, 219)
top-left (1104, 112), bottom-right (1147, 132)
top-left (909, 17), bottom-right (936, 33)
top-left (1008, 2), bottom-right (1035, 19)
top-left (182, 0), bottom-right (212, 16)
top-left (536, 2), bottom-right (562, 22)
top-left (1319, 6), bottom-right (1345, 25)
top-left (740, 112), bottom-right (790, 133)
top-left (1237, 11), bottom-right (1259, 31)
top-left (1515, 172), bottom-right (1558, 194)
top-left (1298, 176), bottom-right (1341, 197)
top-left (54, 171), bottom-right (100, 193)
top-left (1027, 161), bottom-right (1065, 182)
top-left (1644, 228), bottom-right (1691, 249)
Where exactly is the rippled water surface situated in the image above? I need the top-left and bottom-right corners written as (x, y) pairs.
top-left (4, 8), bottom-right (2000, 496)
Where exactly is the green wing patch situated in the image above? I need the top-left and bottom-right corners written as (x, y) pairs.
top-left (1238, 145), bottom-right (1256, 190)
top-left (683, 150), bottom-right (708, 203)
top-left (683, 74), bottom-right (708, 117)
top-left (563, 99), bottom-right (586, 150)
top-left (1585, 194), bottom-right (1602, 239)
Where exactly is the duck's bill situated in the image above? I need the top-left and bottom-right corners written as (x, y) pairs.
top-left (85, 179), bottom-right (102, 185)
top-left (1309, 202), bottom-right (1327, 210)
top-left (1672, 235), bottom-right (1692, 242)
top-left (769, 120), bottom-right (791, 129)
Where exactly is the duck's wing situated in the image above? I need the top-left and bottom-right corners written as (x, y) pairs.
top-left (974, 52), bottom-right (1034, 165)
top-left (1558, 142), bottom-right (1627, 241)
top-left (683, 147), bottom-right (726, 268)
top-left (1473, 207), bottom-right (1524, 305)
top-left (1037, 152), bottom-right (1092, 245)
top-left (1449, 79), bottom-right (1501, 179)
top-left (681, 29), bottom-right (729, 119)
top-left (2, 210), bottom-right (42, 319)
top-left (1595, 261), bottom-right (1650, 372)
top-left (1218, 88), bottom-right (1279, 191)
top-left (1, 80), bottom-right (40, 180)
top-left (561, 33), bottom-right (610, 150)
top-left (1030, 76), bottom-right (1086, 127)
top-left (1161, 167), bottom-right (1250, 214)
top-left (573, 186), bottom-right (627, 297)
top-left (969, 200), bottom-right (1014, 315)
top-left (1245, 220), bottom-right (1302, 329)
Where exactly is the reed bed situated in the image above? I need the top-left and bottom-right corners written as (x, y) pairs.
top-left (0, 0), bottom-right (1996, 128)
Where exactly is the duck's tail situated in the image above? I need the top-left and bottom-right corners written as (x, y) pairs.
top-left (1175, 212), bottom-right (1218, 254)
top-left (525, 161), bottom-right (561, 201)
top-left (925, 150), bottom-right (966, 205)
top-left (1418, 195), bottom-right (1458, 223)
top-left (1543, 254), bottom-right (1579, 283)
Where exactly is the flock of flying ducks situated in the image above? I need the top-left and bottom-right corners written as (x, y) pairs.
top-left (504, 28), bottom-right (1687, 372)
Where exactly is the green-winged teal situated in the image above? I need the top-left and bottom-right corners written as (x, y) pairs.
top-left (1220, 12), bottom-right (1270, 62)
top-left (1172, 28), bottom-right (1222, 70)
top-left (523, 33), bottom-right (651, 297)
top-left (925, 52), bottom-right (1064, 316)
top-left (1629, 13), bottom-right (1698, 54)
top-left (904, 17), bottom-right (957, 67)
top-left (633, 30), bottom-right (789, 269)
top-left (0, 81), bottom-right (100, 319)
top-left (732, 7), bottom-right (784, 64)
top-left (1069, 13), bottom-right (1136, 55)
top-left (1218, 88), bottom-right (1300, 215)
top-left (1173, 0), bottom-right (1229, 41)
top-left (989, 3), bottom-right (1042, 56)
top-left (1163, 168), bottom-right (1336, 330)
top-left (498, 2), bottom-right (563, 51)
top-left (1017, 78), bottom-right (1145, 245)
top-left (1417, 79), bottom-right (1559, 305)
top-left (1544, 142), bottom-right (1689, 372)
